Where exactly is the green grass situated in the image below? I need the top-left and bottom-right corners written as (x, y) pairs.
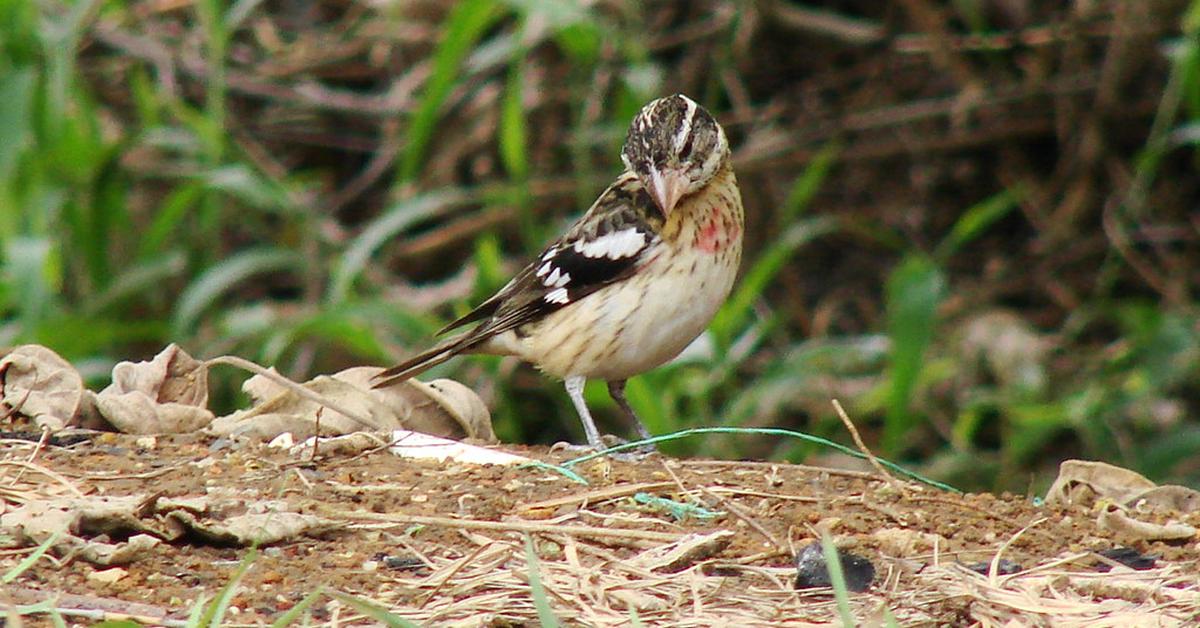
top-left (0, 0), bottom-right (1197, 493)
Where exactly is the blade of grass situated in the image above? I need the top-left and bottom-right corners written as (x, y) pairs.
top-left (173, 247), bottom-right (305, 335)
top-left (398, 0), bottom-right (504, 182)
top-left (882, 254), bottom-right (945, 455)
top-left (934, 188), bottom-right (1020, 261)
top-left (499, 48), bottom-right (528, 181)
top-left (139, 183), bottom-right (202, 258)
top-left (196, 549), bottom-right (256, 627)
top-left (0, 67), bottom-right (36, 204)
top-left (268, 589), bottom-right (327, 628)
top-left (5, 236), bottom-right (59, 340)
top-left (324, 589), bottom-right (420, 628)
top-left (781, 141), bottom-right (839, 222)
top-left (524, 534), bottom-right (560, 628)
top-left (87, 251), bottom-right (187, 315)
top-left (820, 533), bottom-right (855, 627)
top-left (328, 189), bottom-right (469, 303)
top-left (707, 144), bottom-right (837, 347)
top-left (2, 530), bottom-right (61, 584)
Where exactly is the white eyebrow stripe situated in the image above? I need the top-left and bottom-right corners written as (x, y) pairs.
top-left (673, 96), bottom-right (698, 153)
top-left (572, 227), bottom-right (646, 259)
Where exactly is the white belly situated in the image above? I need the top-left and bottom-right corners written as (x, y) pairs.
top-left (521, 244), bottom-right (738, 380)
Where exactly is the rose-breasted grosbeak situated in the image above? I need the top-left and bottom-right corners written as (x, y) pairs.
top-left (373, 94), bottom-right (744, 450)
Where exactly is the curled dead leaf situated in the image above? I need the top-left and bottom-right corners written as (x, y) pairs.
top-left (628, 530), bottom-right (734, 572)
top-left (210, 366), bottom-right (493, 443)
top-left (166, 510), bottom-right (339, 546)
top-left (1045, 460), bottom-right (1200, 513)
top-left (1098, 504), bottom-right (1197, 541)
top-left (93, 390), bottom-right (215, 434)
top-left (108, 343), bottom-right (208, 406)
top-left (0, 344), bottom-right (85, 430)
top-left (93, 344), bottom-right (214, 434)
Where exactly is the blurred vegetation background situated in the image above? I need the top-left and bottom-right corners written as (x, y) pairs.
top-left (1, 0), bottom-right (1197, 492)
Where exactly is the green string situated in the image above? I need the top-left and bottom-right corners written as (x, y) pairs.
top-left (562, 426), bottom-right (961, 494)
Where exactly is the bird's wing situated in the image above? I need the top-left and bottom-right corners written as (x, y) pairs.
top-left (442, 172), bottom-right (665, 343)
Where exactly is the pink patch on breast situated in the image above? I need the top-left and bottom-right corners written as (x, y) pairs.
top-left (697, 219), bottom-right (723, 253)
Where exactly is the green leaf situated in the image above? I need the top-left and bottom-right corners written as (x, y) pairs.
top-left (173, 247), bottom-right (305, 335)
top-left (524, 535), bottom-right (561, 628)
top-left (329, 190), bottom-right (468, 303)
top-left (499, 54), bottom-right (529, 180)
top-left (398, 0), bottom-right (503, 182)
top-left (1137, 425), bottom-right (1200, 480)
top-left (781, 142), bottom-right (839, 222)
top-left (472, 232), bottom-right (507, 298)
top-left (555, 22), bottom-right (602, 63)
top-left (935, 188), bottom-right (1020, 260)
top-left (268, 589), bottom-right (325, 628)
top-left (820, 534), bottom-right (856, 627)
top-left (198, 549), bottom-right (256, 627)
top-left (0, 68), bottom-right (35, 183)
top-left (87, 251), bottom-right (188, 315)
top-left (200, 164), bottom-right (293, 213)
top-left (324, 589), bottom-right (420, 627)
top-left (5, 236), bottom-right (59, 339)
top-left (882, 254), bottom-right (945, 454)
top-left (139, 183), bottom-right (203, 259)
top-left (2, 530), bottom-right (60, 584)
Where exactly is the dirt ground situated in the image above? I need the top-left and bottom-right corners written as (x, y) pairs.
top-left (3, 431), bottom-right (1199, 626)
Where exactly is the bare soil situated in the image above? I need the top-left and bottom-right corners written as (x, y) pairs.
top-left (4, 432), bottom-right (1199, 626)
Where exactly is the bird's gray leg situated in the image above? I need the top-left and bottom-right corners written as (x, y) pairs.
top-left (607, 380), bottom-right (656, 447)
top-left (565, 376), bottom-right (605, 450)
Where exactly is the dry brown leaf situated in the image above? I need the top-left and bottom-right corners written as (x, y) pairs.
top-left (92, 391), bottom-right (215, 434)
top-left (628, 530), bottom-right (735, 572)
top-left (166, 510), bottom-right (339, 546)
top-left (1045, 460), bottom-right (1200, 513)
top-left (1097, 505), bottom-right (1197, 541)
top-left (0, 498), bottom-right (164, 566)
top-left (210, 366), bottom-right (493, 443)
top-left (93, 344), bottom-right (214, 433)
top-left (0, 344), bottom-right (85, 430)
top-left (109, 343), bottom-right (208, 406)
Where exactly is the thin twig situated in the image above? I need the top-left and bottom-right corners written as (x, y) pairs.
top-left (204, 355), bottom-right (379, 430)
top-left (831, 399), bottom-right (907, 494)
top-left (332, 510), bottom-right (685, 544)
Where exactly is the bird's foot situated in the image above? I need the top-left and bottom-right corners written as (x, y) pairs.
top-left (550, 435), bottom-right (658, 461)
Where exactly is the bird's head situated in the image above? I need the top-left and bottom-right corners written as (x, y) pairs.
top-left (620, 94), bottom-right (730, 217)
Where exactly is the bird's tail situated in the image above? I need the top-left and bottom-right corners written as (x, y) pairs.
top-left (371, 335), bottom-right (475, 389)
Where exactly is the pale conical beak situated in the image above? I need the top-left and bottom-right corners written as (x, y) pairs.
top-left (647, 167), bottom-right (688, 216)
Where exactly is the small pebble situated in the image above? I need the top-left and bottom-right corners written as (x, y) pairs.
top-left (964, 559), bottom-right (1023, 576)
top-left (1094, 547), bottom-right (1157, 572)
top-left (794, 543), bottom-right (875, 592)
top-left (88, 567), bottom-right (128, 584)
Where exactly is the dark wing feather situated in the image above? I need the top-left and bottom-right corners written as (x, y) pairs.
top-left (373, 173), bottom-right (662, 388)
top-left (450, 174), bottom-right (662, 341)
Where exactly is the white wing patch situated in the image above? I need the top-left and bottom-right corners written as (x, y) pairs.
top-left (545, 288), bottom-right (570, 304)
top-left (544, 267), bottom-right (571, 288)
top-left (573, 227), bottom-right (646, 260)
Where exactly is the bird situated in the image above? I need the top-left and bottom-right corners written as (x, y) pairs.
top-left (372, 94), bottom-right (744, 450)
